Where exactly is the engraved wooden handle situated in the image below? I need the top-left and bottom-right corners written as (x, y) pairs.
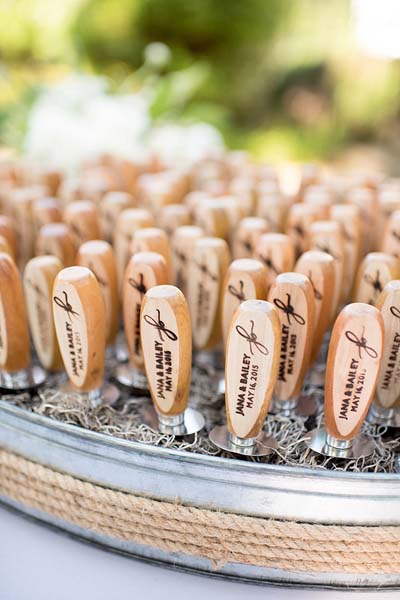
top-left (53, 266), bottom-right (105, 392)
top-left (232, 217), bottom-right (269, 259)
top-left (77, 240), bottom-right (119, 346)
top-left (36, 223), bottom-right (76, 267)
top-left (225, 299), bottom-right (281, 439)
top-left (295, 250), bottom-right (335, 363)
top-left (159, 204), bottom-right (191, 237)
top-left (23, 255), bottom-right (63, 371)
top-left (255, 233), bottom-right (295, 290)
top-left (188, 237), bottom-right (230, 351)
top-left (382, 209), bottom-right (400, 258)
top-left (99, 191), bottom-right (133, 243)
top-left (221, 258), bottom-right (268, 349)
top-left (171, 225), bottom-right (203, 297)
top-left (0, 253), bottom-right (30, 372)
top-left (32, 197), bottom-right (62, 234)
top-left (268, 272), bottom-right (315, 401)
top-left (286, 203), bottom-right (318, 258)
top-left (63, 200), bottom-right (101, 247)
top-left (0, 215), bottom-right (17, 260)
top-left (374, 280), bottom-right (400, 409)
top-left (194, 198), bottom-right (230, 240)
top-left (141, 285), bottom-right (191, 416)
top-left (324, 302), bottom-right (383, 440)
top-left (330, 204), bottom-right (361, 302)
top-left (123, 251), bottom-right (169, 372)
top-left (353, 252), bottom-right (400, 306)
top-left (130, 227), bottom-right (172, 282)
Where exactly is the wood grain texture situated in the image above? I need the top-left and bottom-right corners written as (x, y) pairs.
top-left (23, 255), bottom-right (63, 371)
top-left (309, 220), bottom-right (344, 320)
top-left (171, 225), bottom-right (203, 297)
top-left (268, 272), bottom-right (315, 401)
top-left (77, 240), bottom-right (119, 346)
top-left (0, 253), bottom-right (30, 372)
top-left (141, 285), bottom-right (191, 416)
top-left (232, 217), bottom-right (269, 259)
top-left (187, 237), bottom-right (231, 350)
top-left (353, 252), bottom-right (400, 306)
top-left (123, 251), bottom-right (169, 372)
top-left (53, 266), bottom-right (105, 392)
top-left (374, 280), bottom-right (400, 409)
top-left (63, 201), bottom-right (101, 247)
top-left (221, 258), bottom-right (268, 349)
top-left (114, 208), bottom-right (154, 292)
top-left (330, 204), bottom-right (361, 301)
top-left (295, 250), bottom-right (335, 364)
top-left (324, 302), bottom-right (383, 440)
top-left (225, 299), bottom-right (281, 438)
top-left (255, 233), bottom-right (295, 289)
top-left (36, 223), bottom-right (76, 267)
top-left (130, 227), bottom-right (172, 283)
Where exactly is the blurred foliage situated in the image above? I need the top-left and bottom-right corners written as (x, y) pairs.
top-left (0, 0), bottom-right (400, 161)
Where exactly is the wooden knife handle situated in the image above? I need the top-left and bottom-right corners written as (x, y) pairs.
top-left (353, 252), bottom-right (400, 306)
top-left (374, 280), bottom-right (400, 409)
top-left (171, 225), bottom-right (203, 297)
top-left (232, 217), bottom-right (269, 259)
top-left (77, 240), bottom-right (119, 346)
top-left (23, 255), bottom-right (63, 371)
top-left (268, 272), bottom-right (315, 401)
top-left (295, 250), bottom-right (335, 363)
top-left (188, 237), bottom-right (231, 350)
top-left (325, 302), bottom-right (383, 440)
top-left (36, 223), bottom-right (76, 267)
top-left (221, 258), bottom-right (268, 349)
top-left (130, 227), bottom-right (172, 282)
top-left (63, 200), bottom-right (101, 247)
top-left (0, 253), bottom-right (30, 372)
top-left (159, 204), bottom-right (191, 237)
top-left (225, 299), bottom-right (281, 438)
top-left (330, 204), bottom-right (361, 302)
top-left (141, 285), bottom-right (191, 416)
top-left (123, 251), bottom-right (169, 372)
top-left (0, 215), bottom-right (17, 260)
top-left (53, 266), bottom-right (105, 392)
top-left (255, 233), bottom-right (295, 290)
top-left (99, 191), bottom-right (133, 243)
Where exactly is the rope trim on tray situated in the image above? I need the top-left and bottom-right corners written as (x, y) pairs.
top-left (0, 447), bottom-right (399, 574)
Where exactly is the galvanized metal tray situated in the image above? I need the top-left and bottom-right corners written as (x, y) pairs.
top-left (0, 399), bottom-right (400, 590)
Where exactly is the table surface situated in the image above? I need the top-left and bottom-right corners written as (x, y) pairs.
top-left (0, 505), bottom-right (392, 600)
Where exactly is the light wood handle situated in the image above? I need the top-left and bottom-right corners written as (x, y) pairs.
top-left (286, 203), bottom-right (319, 258)
top-left (221, 258), bottom-right (268, 349)
top-left (330, 204), bottom-right (361, 301)
top-left (232, 217), bottom-right (269, 259)
top-left (0, 215), bottom-right (17, 259)
top-left (53, 266), bottom-right (105, 392)
top-left (36, 223), bottom-right (76, 267)
top-left (130, 227), bottom-right (172, 282)
top-left (346, 186), bottom-right (377, 255)
top-left (114, 208), bottom-right (154, 291)
top-left (23, 255), bottom-right (63, 371)
top-left (140, 285), bottom-right (191, 416)
top-left (381, 209), bottom-right (400, 258)
top-left (194, 198), bottom-right (230, 240)
top-left (12, 188), bottom-right (35, 268)
top-left (353, 252), bottom-right (400, 306)
top-left (99, 191), bottom-right (133, 243)
top-left (309, 220), bottom-right (344, 319)
top-left (0, 253), bottom-right (30, 372)
top-left (256, 191), bottom-right (287, 233)
top-left (255, 233), bottom-right (295, 289)
top-left (324, 302), bottom-right (383, 440)
top-left (32, 197), bottom-right (62, 234)
top-left (374, 280), bottom-right (400, 409)
top-left (225, 299), bottom-right (281, 438)
top-left (159, 204), bottom-right (191, 237)
top-left (295, 250), bottom-right (335, 363)
top-left (268, 272), bottom-right (315, 401)
top-left (296, 163), bottom-right (320, 202)
top-left (123, 251), bottom-right (169, 372)
top-left (0, 235), bottom-right (12, 257)
top-left (63, 201), bottom-right (101, 247)
top-left (171, 225), bottom-right (203, 297)
top-left (188, 237), bottom-right (230, 350)
top-left (76, 240), bottom-right (119, 346)
top-left (303, 185), bottom-right (332, 220)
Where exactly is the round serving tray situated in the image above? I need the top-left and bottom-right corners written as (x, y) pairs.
top-left (0, 399), bottom-right (399, 590)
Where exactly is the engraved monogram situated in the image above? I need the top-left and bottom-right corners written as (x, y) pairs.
top-left (390, 305), bottom-right (400, 319)
top-left (235, 320), bottom-right (269, 356)
top-left (143, 309), bottom-right (178, 342)
top-left (53, 291), bottom-right (79, 322)
top-left (273, 293), bottom-right (305, 325)
top-left (344, 327), bottom-right (378, 359)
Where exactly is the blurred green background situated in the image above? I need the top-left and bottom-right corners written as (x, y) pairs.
top-left (0, 0), bottom-right (399, 168)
